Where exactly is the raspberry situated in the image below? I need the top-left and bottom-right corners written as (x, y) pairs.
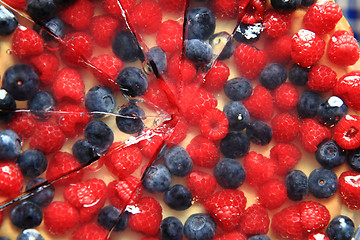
top-left (102, 0), bottom-right (135, 16)
top-left (306, 233), bottom-right (330, 240)
top-left (338, 171), bottom-right (360, 210)
top-left (300, 119), bottom-right (332, 152)
top-left (89, 15), bottom-right (120, 48)
top-left (265, 35), bottom-right (292, 63)
top-left (204, 189), bottom-right (247, 230)
top-left (60, 32), bottom-right (93, 67)
top-left (299, 201), bottom-right (330, 233)
top-left (52, 68), bottom-right (85, 103)
top-left (130, 0), bottom-right (162, 34)
top-left (186, 171), bottom-right (217, 202)
top-left (128, 197), bottom-right (162, 236)
top-left (186, 135), bottom-right (220, 168)
top-left (56, 104), bottom-right (89, 137)
top-left (12, 26), bottom-right (43, 58)
top-left (0, 162), bottom-right (23, 198)
top-left (271, 113), bottom-right (300, 143)
top-left (137, 128), bottom-right (164, 158)
top-left (156, 20), bottom-right (183, 53)
top-left (243, 85), bottom-right (274, 121)
top-left (200, 108), bottom-right (229, 141)
top-left (334, 71), bottom-right (360, 110)
top-left (43, 201), bottom-right (79, 236)
top-left (212, 0), bottom-right (238, 19)
top-left (243, 151), bottom-right (277, 186)
top-left (200, 61), bottom-right (230, 92)
top-left (163, 115), bottom-right (189, 146)
top-left (327, 30), bottom-right (360, 66)
top-left (2, 0), bottom-right (26, 9)
top-left (291, 29), bottom-right (325, 68)
top-left (239, 204), bottom-right (270, 235)
top-left (270, 143), bottom-right (302, 176)
top-left (307, 65), bottom-right (337, 92)
top-left (273, 83), bottom-right (299, 111)
top-left (263, 10), bottom-right (292, 38)
top-left (258, 179), bottom-right (287, 209)
top-left (30, 52), bottom-right (59, 85)
top-left (271, 205), bottom-right (305, 240)
top-left (143, 80), bottom-right (174, 113)
top-left (60, 0), bottom-right (94, 31)
top-left (241, 0), bottom-right (265, 25)
top-left (91, 54), bottom-right (123, 90)
top-left (334, 115), bottom-right (360, 150)
top-left (303, 0), bottom-right (342, 35)
top-left (29, 122), bottom-right (66, 154)
top-left (167, 51), bottom-right (196, 85)
top-left (214, 231), bottom-right (247, 240)
top-left (72, 223), bottom-right (108, 240)
top-left (234, 43), bottom-right (267, 79)
top-left (8, 112), bottom-right (36, 139)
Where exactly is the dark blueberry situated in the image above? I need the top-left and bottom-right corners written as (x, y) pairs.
top-left (0, 5), bottom-right (18, 36)
top-left (348, 148), bottom-right (360, 172)
top-left (164, 146), bottom-right (193, 177)
top-left (97, 206), bottom-right (128, 232)
top-left (308, 168), bottom-right (338, 199)
top-left (26, 177), bottom-right (55, 207)
top-left (17, 229), bottom-right (44, 240)
top-left (286, 170), bottom-right (308, 201)
top-left (184, 213), bottom-right (216, 240)
top-left (85, 86), bottom-right (115, 117)
top-left (2, 64), bottom-right (39, 101)
top-left (84, 120), bottom-right (114, 154)
top-left (161, 216), bottom-right (183, 240)
top-left (164, 184), bottom-right (193, 211)
top-left (224, 77), bottom-right (252, 101)
top-left (271, 0), bottom-right (301, 12)
top-left (10, 201), bottom-right (43, 229)
top-left (297, 91), bottom-right (322, 119)
top-left (209, 32), bottom-right (235, 60)
top-left (185, 39), bottom-right (213, 65)
top-left (260, 63), bottom-right (287, 90)
top-left (186, 7), bottom-right (215, 40)
top-left (0, 237), bottom-right (10, 240)
top-left (34, 17), bottom-right (65, 41)
top-left (223, 101), bottom-right (250, 131)
top-left (326, 215), bottom-right (355, 240)
top-left (315, 140), bottom-right (346, 169)
top-left (17, 149), bottom-right (47, 178)
top-left (220, 131), bottom-right (250, 159)
top-left (0, 129), bottom-right (21, 160)
top-left (246, 120), bottom-right (272, 146)
top-left (142, 164), bottom-right (172, 193)
top-left (301, 0), bottom-right (317, 7)
top-left (317, 96), bottom-right (348, 126)
top-left (146, 46), bottom-right (167, 74)
top-left (233, 23), bottom-right (263, 43)
top-left (112, 30), bottom-right (144, 62)
top-left (214, 158), bottom-right (246, 189)
top-left (116, 104), bottom-right (145, 134)
top-left (54, 0), bottom-right (77, 5)
top-left (72, 139), bottom-right (99, 165)
top-left (248, 235), bottom-right (271, 240)
top-left (289, 64), bottom-right (309, 86)
top-left (0, 89), bottom-right (16, 122)
top-left (116, 67), bottom-right (148, 97)
top-left (27, 90), bottom-right (55, 119)
top-left (26, 0), bottom-right (56, 23)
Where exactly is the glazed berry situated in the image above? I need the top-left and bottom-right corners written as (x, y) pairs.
top-left (220, 131), bottom-right (250, 159)
top-left (260, 63), bottom-right (287, 90)
top-left (142, 164), bottom-right (171, 193)
top-left (209, 32), bottom-right (235, 60)
top-left (233, 23), bottom-right (262, 43)
top-left (84, 120), bottom-right (114, 154)
top-left (85, 86), bottom-right (115, 117)
top-left (286, 170), bottom-right (308, 201)
top-left (17, 149), bottom-right (47, 178)
top-left (164, 146), bottom-right (193, 177)
top-left (334, 71), bottom-right (360, 110)
top-left (72, 139), bottom-right (99, 165)
top-left (156, 20), bottom-right (182, 53)
top-left (112, 30), bottom-right (144, 62)
top-left (130, 0), bottom-right (162, 34)
top-left (328, 30), bottom-right (360, 66)
top-left (271, 0), bottom-right (301, 11)
top-left (160, 216), bottom-right (183, 240)
top-left (164, 184), bottom-right (193, 210)
top-left (27, 90), bottom-right (55, 119)
top-left (0, 89), bottom-right (16, 122)
top-left (0, 5), bottom-right (18, 36)
top-left (224, 77), bottom-right (252, 101)
top-left (17, 229), bottom-right (44, 240)
top-left (186, 7), bottom-right (216, 40)
top-left (246, 120), bottom-right (272, 146)
top-left (248, 235), bottom-right (271, 240)
top-left (10, 201), bottom-right (43, 229)
top-left (214, 158), bottom-right (245, 189)
top-left (184, 213), bottom-right (216, 240)
top-left (334, 115), bottom-right (360, 150)
top-left (61, 32), bottom-right (93, 67)
top-left (308, 168), bottom-right (338, 198)
top-left (0, 129), bottom-right (21, 160)
top-left (317, 96), bottom-right (348, 126)
top-left (223, 101), bottom-right (250, 131)
top-left (116, 67), bottom-right (148, 97)
top-left (326, 215), bottom-right (355, 240)
top-left (116, 104), bottom-right (145, 134)
top-left (289, 64), bottom-right (309, 86)
top-left (26, 0), bottom-right (56, 23)
top-left (26, 178), bottom-right (55, 207)
top-left (315, 140), bottom-right (346, 169)
top-left (146, 46), bottom-right (167, 74)
top-left (297, 91), bottom-right (322, 119)
top-left (348, 148), bottom-right (360, 172)
top-left (185, 39), bottom-right (213, 65)
top-left (97, 206), bottom-right (128, 232)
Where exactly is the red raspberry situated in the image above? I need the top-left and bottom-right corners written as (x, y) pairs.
top-left (163, 116), bottom-right (189, 146)
top-left (91, 54), bottom-right (123, 90)
top-left (243, 151), bottom-right (276, 186)
top-left (241, 0), bottom-right (265, 25)
top-left (0, 162), bottom-right (23, 198)
top-left (273, 83), bottom-right (299, 112)
top-left (271, 113), bottom-right (300, 143)
top-left (167, 51), bottom-right (196, 85)
top-left (156, 20), bottom-right (183, 53)
top-left (307, 233), bottom-right (330, 240)
top-left (334, 71), bottom-right (360, 110)
top-left (265, 35), bottom-right (292, 63)
top-left (239, 204), bottom-right (270, 235)
top-left (137, 128), bottom-right (164, 158)
top-left (338, 171), bottom-right (360, 210)
top-left (334, 115), bottom-right (360, 150)
top-left (29, 122), bottom-right (65, 154)
top-left (327, 30), bottom-right (360, 66)
top-left (72, 223), bottom-right (108, 240)
top-left (303, 0), bottom-right (342, 35)
top-left (270, 143), bottom-right (302, 176)
top-left (186, 135), bottom-right (220, 168)
top-left (200, 61), bottom-right (230, 92)
top-left (234, 43), bottom-right (267, 79)
top-left (212, 0), bottom-right (238, 19)
top-left (130, 0), bottom-right (162, 34)
top-left (186, 171), bottom-right (217, 202)
top-left (271, 205), bottom-right (305, 240)
top-left (214, 231), bottom-right (247, 240)
top-left (44, 201), bottom-right (79, 236)
top-left (243, 85), bottom-right (274, 121)
top-left (61, 32), bottom-right (93, 67)
top-left (60, 0), bottom-right (94, 31)
top-left (0, 211), bottom-right (3, 227)
top-left (204, 189), bottom-right (247, 230)
top-left (263, 10), bottom-right (292, 38)
top-left (307, 65), bottom-right (337, 92)
top-left (200, 108), bottom-right (229, 141)
top-left (300, 119), bottom-right (332, 152)
top-left (2, 0), bottom-right (26, 9)
top-left (143, 79), bottom-right (175, 113)
top-left (56, 104), bottom-right (89, 137)
top-left (12, 26), bottom-right (43, 58)
top-left (258, 179), bottom-right (287, 209)
top-left (30, 52), bottom-right (59, 85)
top-left (102, 0), bottom-right (135, 16)
top-left (299, 201), bottom-right (330, 233)
top-left (157, 0), bottom-right (187, 12)
top-left (128, 197), bottom-right (162, 236)
top-left (52, 68), bottom-right (85, 103)
top-left (291, 29), bottom-right (325, 68)
top-left (89, 15), bottom-right (120, 48)
top-left (8, 112), bottom-right (36, 139)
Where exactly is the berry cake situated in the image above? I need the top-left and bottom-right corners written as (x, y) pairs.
top-left (0, 0), bottom-right (359, 239)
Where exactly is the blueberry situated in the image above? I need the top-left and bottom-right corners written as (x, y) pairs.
top-left (85, 86), bottom-right (115, 117)
top-left (0, 129), bottom-right (21, 160)
top-left (248, 235), bottom-right (271, 240)
top-left (34, 17), bottom-right (65, 42)
top-left (286, 170), bottom-right (308, 201)
top-left (164, 184), bottom-right (193, 211)
top-left (26, 178), bottom-right (55, 207)
top-left (348, 148), bottom-right (360, 172)
top-left (317, 96), bottom-right (348, 126)
top-left (84, 120), bottom-right (114, 154)
top-left (186, 7), bottom-right (215, 40)
top-left (297, 91), bottom-right (322, 119)
top-left (260, 63), bottom-right (287, 90)
top-left (142, 164), bottom-right (172, 193)
top-left (27, 90), bottom-right (55, 119)
top-left (209, 32), bottom-right (235, 60)
top-left (97, 206), bottom-right (128, 232)
top-left (10, 201), bottom-right (43, 229)
top-left (214, 158), bottom-right (246, 189)
top-left (54, 0), bottom-right (77, 5)
top-left (246, 120), bottom-right (272, 146)
top-left (116, 104), bottom-right (145, 134)
top-left (0, 89), bottom-right (16, 122)
top-left (224, 77), bottom-right (252, 101)
top-left (17, 149), bottom-right (47, 178)
top-left (116, 67), bottom-right (148, 97)
top-left (184, 213), bottom-right (216, 240)
top-left (2, 64), bottom-right (39, 101)
top-left (0, 237), bottom-right (10, 240)
top-left (160, 216), bottom-right (183, 240)
top-left (326, 215), bottom-right (355, 240)
top-left (301, 0), bottom-right (317, 7)
top-left (185, 39), bottom-right (213, 65)
top-left (271, 0), bottom-right (301, 12)
top-left (308, 168), bottom-right (338, 199)
top-left (164, 146), bottom-right (193, 177)
top-left (223, 101), bottom-right (250, 131)
top-left (315, 140), bottom-right (346, 169)
top-left (17, 229), bottom-right (44, 240)
top-left (220, 131), bottom-right (250, 159)
top-left (72, 139), bottom-right (99, 165)
top-left (112, 30), bottom-right (144, 62)
top-left (0, 5), bottom-right (18, 36)
top-left (146, 46), bottom-right (167, 74)
top-left (26, 0), bottom-right (57, 23)
top-left (233, 23), bottom-right (263, 43)
top-left (289, 64), bottom-right (309, 86)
